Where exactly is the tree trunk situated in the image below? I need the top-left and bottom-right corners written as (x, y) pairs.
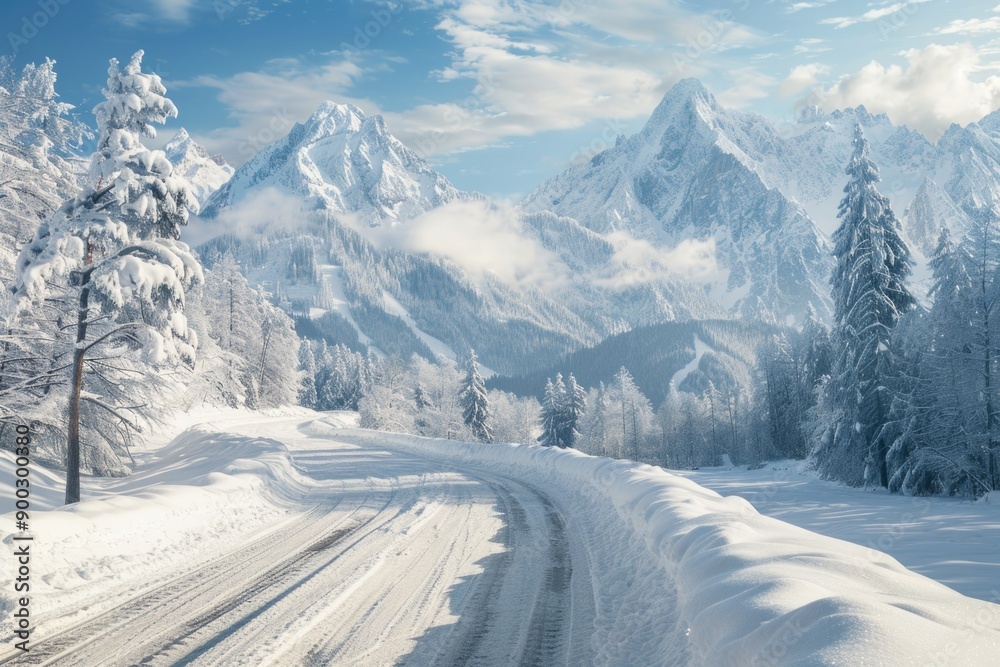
top-left (978, 222), bottom-right (996, 491)
top-left (66, 283), bottom-right (90, 505)
top-left (985, 307), bottom-right (996, 490)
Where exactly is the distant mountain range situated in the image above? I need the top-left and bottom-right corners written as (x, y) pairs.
top-left (171, 79), bottom-right (1000, 377)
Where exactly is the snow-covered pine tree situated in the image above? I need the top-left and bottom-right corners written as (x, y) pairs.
top-left (889, 223), bottom-right (994, 496)
top-left (818, 124), bottom-right (915, 488)
top-left (254, 290), bottom-right (301, 407)
top-left (613, 367), bottom-right (653, 461)
top-left (538, 377), bottom-right (561, 447)
top-left (576, 383), bottom-right (608, 457)
top-left (800, 303), bottom-right (833, 390)
top-left (199, 254), bottom-right (300, 408)
top-left (0, 58), bottom-right (89, 252)
top-left (560, 373), bottom-right (587, 448)
top-left (298, 342), bottom-right (318, 409)
top-left (964, 215), bottom-right (1000, 491)
top-left (10, 51), bottom-right (202, 503)
top-left (460, 348), bottom-right (492, 443)
top-left (550, 373), bottom-right (568, 446)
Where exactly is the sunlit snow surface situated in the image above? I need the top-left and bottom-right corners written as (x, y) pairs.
top-left (1, 412), bottom-right (998, 665)
top-left (677, 461), bottom-right (1000, 602)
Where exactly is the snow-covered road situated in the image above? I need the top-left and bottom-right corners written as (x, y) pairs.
top-left (3, 412), bottom-right (1000, 666)
top-left (1, 415), bottom-right (597, 666)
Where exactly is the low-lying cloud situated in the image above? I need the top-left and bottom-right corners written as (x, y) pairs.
top-left (182, 187), bottom-right (316, 247)
top-left (357, 200), bottom-right (571, 290)
top-left (597, 231), bottom-right (719, 288)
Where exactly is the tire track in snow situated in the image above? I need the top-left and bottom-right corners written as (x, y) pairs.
top-left (2, 421), bottom-right (599, 667)
top-left (0, 485), bottom-right (395, 666)
top-left (395, 463), bottom-right (594, 667)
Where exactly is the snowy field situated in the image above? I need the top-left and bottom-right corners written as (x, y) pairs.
top-left (0, 413), bottom-right (999, 665)
top-left (675, 462), bottom-right (1000, 603)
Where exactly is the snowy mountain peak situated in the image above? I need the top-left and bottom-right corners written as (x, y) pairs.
top-left (163, 128), bottom-right (234, 205)
top-left (201, 101), bottom-right (472, 224)
top-left (164, 128), bottom-right (200, 159)
top-left (643, 78), bottom-right (719, 136)
top-left (659, 77), bottom-right (713, 106)
top-left (301, 101), bottom-right (367, 140)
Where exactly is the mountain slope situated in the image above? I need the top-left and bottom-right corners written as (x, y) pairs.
top-left (904, 177), bottom-right (971, 255)
top-left (164, 129), bottom-right (234, 206)
top-left (201, 102), bottom-right (470, 223)
top-left (522, 80), bottom-right (834, 322)
top-left (195, 102), bottom-right (726, 375)
top-left (523, 79), bottom-right (1000, 321)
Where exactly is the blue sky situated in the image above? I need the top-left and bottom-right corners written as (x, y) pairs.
top-left (3, 0), bottom-right (1000, 198)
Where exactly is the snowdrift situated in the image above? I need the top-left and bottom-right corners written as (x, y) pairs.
top-left (0, 424), bottom-right (309, 639)
top-left (321, 423), bottom-right (1000, 666)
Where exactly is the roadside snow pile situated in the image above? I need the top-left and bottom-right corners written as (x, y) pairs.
top-left (322, 423), bottom-right (1000, 666)
top-left (0, 426), bottom-right (311, 640)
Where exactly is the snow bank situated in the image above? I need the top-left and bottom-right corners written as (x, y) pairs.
top-left (320, 423), bottom-right (1000, 666)
top-left (0, 425), bottom-right (311, 640)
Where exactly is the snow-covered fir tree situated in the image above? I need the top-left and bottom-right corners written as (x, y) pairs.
top-left (886, 222), bottom-right (998, 497)
top-left (815, 124), bottom-right (915, 488)
top-left (538, 377), bottom-right (562, 447)
top-left (298, 342), bottom-right (318, 409)
top-left (538, 373), bottom-right (587, 448)
top-left (0, 57), bottom-right (89, 258)
top-left (560, 373), bottom-right (587, 449)
top-left (9, 51), bottom-right (202, 503)
top-left (460, 349), bottom-right (492, 443)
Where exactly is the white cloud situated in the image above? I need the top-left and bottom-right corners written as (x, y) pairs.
top-left (111, 0), bottom-right (197, 27)
top-left (374, 0), bottom-right (760, 156)
top-left (596, 232), bottom-right (719, 288)
top-left (819, 0), bottom-right (929, 29)
top-left (793, 37), bottom-right (830, 54)
top-left (571, 0), bottom-right (759, 47)
top-left (815, 43), bottom-right (1000, 140)
top-left (358, 200), bottom-right (570, 289)
top-left (779, 63), bottom-right (829, 97)
top-left (186, 0), bottom-right (763, 163)
top-left (787, 0), bottom-right (836, 13)
top-left (183, 187), bottom-right (314, 246)
top-left (716, 68), bottom-right (777, 108)
top-left (933, 17), bottom-right (1000, 35)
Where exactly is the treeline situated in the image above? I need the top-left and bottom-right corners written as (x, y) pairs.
top-left (340, 320), bottom-right (829, 471)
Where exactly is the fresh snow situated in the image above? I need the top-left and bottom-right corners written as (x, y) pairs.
top-left (381, 291), bottom-right (497, 377)
top-left (382, 290), bottom-right (457, 361)
top-left (678, 461), bottom-right (1000, 603)
top-left (669, 335), bottom-right (711, 389)
top-left (312, 263), bottom-right (372, 346)
top-left (2, 415), bottom-right (999, 664)
top-left (200, 102), bottom-right (472, 224)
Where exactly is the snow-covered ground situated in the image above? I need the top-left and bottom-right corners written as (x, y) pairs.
top-left (2, 415), bottom-right (1000, 665)
top-left (676, 461), bottom-right (1000, 602)
top-left (669, 335), bottom-right (711, 389)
